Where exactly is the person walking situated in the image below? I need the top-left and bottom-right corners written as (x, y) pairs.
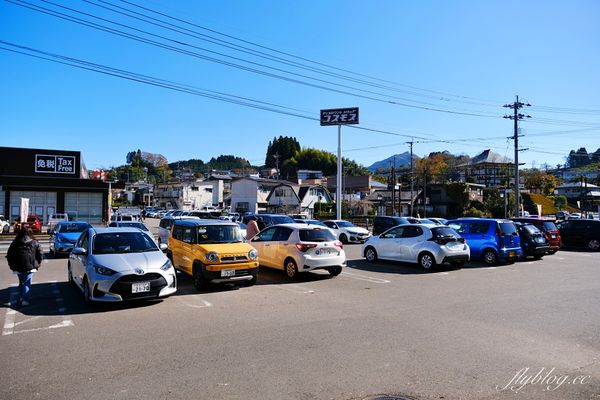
top-left (6, 227), bottom-right (43, 307)
top-left (245, 216), bottom-right (260, 240)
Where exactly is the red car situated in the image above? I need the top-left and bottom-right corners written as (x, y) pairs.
top-left (511, 217), bottom-right (561, 254)
top-left (14, 214), bottom-right (42, 234)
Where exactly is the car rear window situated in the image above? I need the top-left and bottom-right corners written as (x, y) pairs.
top-left (499, 222), bottom-right (518, 235)
top-left (431, 227), bottom-right (461, 239)
top-left (299, 229), bottom-right (336, 242)
top-left (522, 224), bottom-right (541, 234)
top-left (542, 221), bottom-right (557, 231)
top-left (270, 215), bottom-right (295, 225)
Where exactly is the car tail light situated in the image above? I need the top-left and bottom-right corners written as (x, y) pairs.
top-left (296, 243), bottom-right (317, 252)
top-left (333, 241), bottom-right (343, 250)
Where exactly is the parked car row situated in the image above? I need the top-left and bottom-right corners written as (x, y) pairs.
top-left (41, 211), bottom-right (598, 305)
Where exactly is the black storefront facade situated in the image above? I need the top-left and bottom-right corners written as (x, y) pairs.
top-left (0, 147), bottom-right (108, 225)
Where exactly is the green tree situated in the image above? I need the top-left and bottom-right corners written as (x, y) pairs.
top-left (445, 182), bottom-right (470, 216)
top-left (265, 136), bottom-right (301, 177)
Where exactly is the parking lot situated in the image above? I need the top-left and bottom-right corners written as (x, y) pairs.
top-left (1, 233), bottom-right (599, 400)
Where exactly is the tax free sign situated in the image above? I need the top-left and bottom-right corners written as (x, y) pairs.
top-left (35, 154), bottom-right (77, 175)
top-left (320, 107), bottom-right (359, 126)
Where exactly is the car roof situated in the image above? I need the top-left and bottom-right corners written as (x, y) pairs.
top-left (270, 223), bottom-right (333, 230)
top-left (57, 221), bottom-right (89, 225)
top-left (174, 219), bottom-right (236, 227)
top-left (92, 227), bottom-right (147, 234)
top-left (323, 219), bottom-right (350, 223)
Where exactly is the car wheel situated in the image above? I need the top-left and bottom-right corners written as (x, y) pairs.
top-left (588, 239), bottom-right (600, 251)
top-left (339, 234), bottom-right (348, 244)
top-left (365, 246), bottom-right (378, 262)
top-left (284, 258), bottom-right (299, 280)
top-left (548, 249), bottom-right (557, 255)
top-left (193, 263), bottom-right (208, 290)
top-left (418, 252), bottom-right (436, 271)
top-left (83, 278), bottom-right (93, 304)
top-left (483, 249), bottom-right (498, 266)
top-left (450, 261), bottom-right (465, 267)
top-left (328, 266), bottom-right (342, 277)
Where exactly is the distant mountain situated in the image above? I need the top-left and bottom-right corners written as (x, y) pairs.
top-left (367, 152), bottom-right (416, 172)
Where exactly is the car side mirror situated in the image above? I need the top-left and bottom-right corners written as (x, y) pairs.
top-left (71, 247), bottom-right (87, 256)
top-left (159, 243), bottom-right (168, 251)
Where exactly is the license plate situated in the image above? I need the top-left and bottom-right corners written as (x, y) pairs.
top-left (221, 269), bottom-right (235, 277)
top-left (551, 234), bottom-right (556, 238)
top-left (132, 281), bottom-right (150, 293)
top-left (316, 248), bottom-right (334, 255)
top-left (509, 251), bottom-right (515, 257)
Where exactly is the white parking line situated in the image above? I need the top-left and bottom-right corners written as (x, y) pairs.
top-left (2, 285), bottom-right (19, 336)
top-left (3, 281), bottom-right (75, 336)
top-left (341, 271), bottom-right (391, 284)
top-left (274, 284), bottom-right (315, 294)
top-left (176, 297), bottom-right (213, 309)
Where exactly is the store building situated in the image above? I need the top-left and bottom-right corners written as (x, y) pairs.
top-left (0, 147), bottom-right (109, 225)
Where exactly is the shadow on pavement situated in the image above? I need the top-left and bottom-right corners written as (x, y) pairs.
top-left (346, 258), bottom-right (460, 275)
top-left (0, 281), bottom-right (161, 316)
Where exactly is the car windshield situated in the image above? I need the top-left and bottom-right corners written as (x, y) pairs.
top-left (299, 228), bottom-right (336, 242)
top-left (336, 221), bottom-right (355, 228)
top-left (543, 221), bottom-right (558, 231)
top-left (306, 220), bottom-right (327, 227)
top-left (58, 223), bottom-right (89, 233)
top-left (197, 225), bottom-right (242, 244)
top-left (117, 222), bottom-right (149, 231)
top-left (270, 215), bottom-right (295, 224)
top-left (499, 222), bottom-right (518, 235)
top-left (93, 232), bottom-right (158, 254)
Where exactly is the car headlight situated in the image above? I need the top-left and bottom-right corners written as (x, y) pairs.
top-left (205, 251), bottom-right (219, 262)
top-left (160, 259), bottom-right (173, 271)
top-left (248, 249), bottom-right (258, 260)
top-left (93, 265), bottom-right (117, 276)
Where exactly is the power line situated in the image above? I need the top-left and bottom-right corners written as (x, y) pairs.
top-left (7, 0), bottom-right (503, 118)
top-left (115, 0), bottom-right (504, 107)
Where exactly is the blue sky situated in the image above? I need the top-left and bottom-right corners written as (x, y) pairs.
top-left (1, 0), bottom-right (599, 171)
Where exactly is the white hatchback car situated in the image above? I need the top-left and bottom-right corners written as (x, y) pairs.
top-left (249, 223), bottom-right (346, 279)
top-left (322, 220), bottom-right (371, 244)
top-left (361, 224), bottom-right (470, 271)
top-left (68, 227), bottom-right (177, 303)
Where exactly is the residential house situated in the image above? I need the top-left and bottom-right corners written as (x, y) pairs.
top-left (230, 177), bottom-right (289, 214)
top-left (154, 180), bottom-right (223, 210)
top-left (423, 183), bottom-right (485, 218)
top-left (266, 183), bottom-right (332, 217)
top-left (459, 149), bottom-right (514, 187)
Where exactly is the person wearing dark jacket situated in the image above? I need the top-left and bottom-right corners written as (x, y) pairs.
top-left (6, 227), bottom-right (42, 307)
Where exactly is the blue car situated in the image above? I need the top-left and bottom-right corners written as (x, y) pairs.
top-left (49, 221), bottom-right (92, 257)
top-left (446, 218), bottom-right (522, 265)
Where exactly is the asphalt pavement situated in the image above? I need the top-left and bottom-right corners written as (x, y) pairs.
top-left (1, 223), bottom-right (599, 400)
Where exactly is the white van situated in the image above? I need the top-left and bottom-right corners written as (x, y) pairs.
top-left (48, 213), bottom-right (69, 230)
top-left (158, 216), bottom-right (200, 246)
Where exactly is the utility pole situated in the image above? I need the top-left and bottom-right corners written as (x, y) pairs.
top-left (391, 160), bottom-right (396, 216)
top-left (407, 140), bottom-right (414, 217)
top-left (504, 96), bottom-right (531, 217)
top-left (274, 152), bottom-right (281, 180)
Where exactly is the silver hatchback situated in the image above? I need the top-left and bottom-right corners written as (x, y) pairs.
top-left (68, 227), bottom-right (177, 303)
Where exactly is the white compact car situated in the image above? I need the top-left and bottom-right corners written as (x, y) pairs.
top-left (361, 224), bottom-right (470, 270)
top-left (249, 223), bottom-right (346, 279)
top-left (68, 227), bottom-right (177, 302)
top-left (322, 220), bottom-right (371, 244)
top-left (158, 216), bottom-right (200, 246)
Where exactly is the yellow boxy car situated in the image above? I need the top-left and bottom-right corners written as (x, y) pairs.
top-left (168, 219), bottom-right (259, 289)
